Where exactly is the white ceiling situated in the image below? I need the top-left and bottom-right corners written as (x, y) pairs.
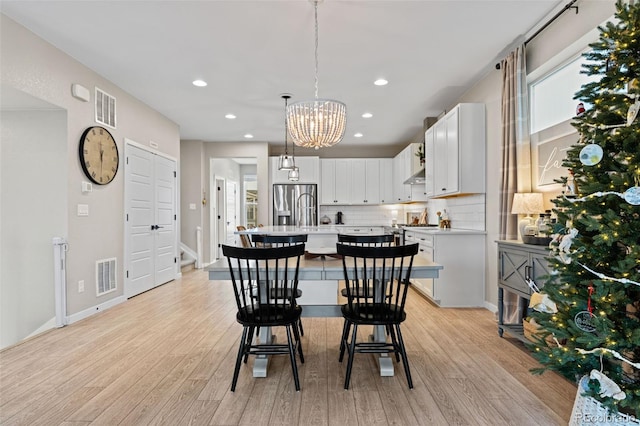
top-left (1, 0), bottom-right (565, 150)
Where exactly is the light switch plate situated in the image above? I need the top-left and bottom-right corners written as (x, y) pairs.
top-left (77, 204), bottom-right (89, 216)
top-left (189, 203), bottom-right (196, 210)
top-left (81, 181), bottom-right (93, 193)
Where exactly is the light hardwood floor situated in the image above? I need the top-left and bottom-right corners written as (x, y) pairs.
top-left (0, 269), bottom-right (576, 425)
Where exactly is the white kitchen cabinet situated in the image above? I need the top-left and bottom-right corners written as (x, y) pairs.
top-left (427, 103), bottom-right (485, 198)
top-left (350, 159), bottom-right (380, 204)
top-left (424, 126), bottom-right (435, 197)
top-left (379, 158), bottom-right (394, 204)
top-left (404, 229), bottom-right (485, 307)
top-left (270, 156), bottom-right (319, 184)
top-left (339, 226), bottom-right (385, 235)
top-left (320, 159), bottom-right (350, 204)
top-left (393, 147), bottom-right (413, 202)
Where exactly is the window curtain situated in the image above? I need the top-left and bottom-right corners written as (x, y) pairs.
top-left (500, 44), bottom-right (532, 322)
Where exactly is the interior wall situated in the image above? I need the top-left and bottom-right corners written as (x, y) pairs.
top-left (1, 108), bottom-right (67, 349)
top-left (1, 15), bottom-right (180, 319)
top-left (179, 141), bottom-right (204, 251)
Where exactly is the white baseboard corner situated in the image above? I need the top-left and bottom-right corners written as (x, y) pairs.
top-left (67, 295), bottom-right (126, 325)
top-left (484, 301), bottom-right (498, 314)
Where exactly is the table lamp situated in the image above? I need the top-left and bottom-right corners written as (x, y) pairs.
top-left (511, 192), bottom-right (544, 240)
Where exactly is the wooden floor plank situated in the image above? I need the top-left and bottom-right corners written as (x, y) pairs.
top-left (0, 269), bottom-right (575, 426)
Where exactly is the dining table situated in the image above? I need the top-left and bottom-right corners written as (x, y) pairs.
top-left (207, 249), bottom-right (443, 378)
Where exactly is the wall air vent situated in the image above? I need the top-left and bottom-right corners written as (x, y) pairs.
top-left (96, 257), bottom-right (117, 296)
top-left (95, 87), bottom-right (117, 129)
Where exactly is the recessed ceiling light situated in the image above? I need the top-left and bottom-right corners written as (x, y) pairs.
top-left (354, 133), bottom-right (363, 138)
top-left (225, 114), bottom-right (236, 119)
top-left (244, 134), bottom-right (254, 139)
top-left (362, 112), bottom-right (373, 118)
top-left (192, 79), bottom-right (207, 87)
top-left (374, 78), bottom-right (388, 86)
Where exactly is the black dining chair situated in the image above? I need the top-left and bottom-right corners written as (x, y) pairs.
top-left (337, 234), bottom-right (394, 301)
top-left (251, 234), bottom-right (308, 336)
top-left (222, 243), bottom-right (305, 391)
top-left (336, 242), bottom-right (419, 390)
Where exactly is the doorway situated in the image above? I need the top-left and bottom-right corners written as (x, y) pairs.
top-left (0, 87), bottom-right (67, 349)
top-left (124, 141), bottom-right (177, 298)
top-left (208, 157), bottom-right (256, 262)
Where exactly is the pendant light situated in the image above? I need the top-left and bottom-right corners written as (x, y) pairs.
top-left (278, 94), bottom-right (295, 170)
top-left (288, 134), bottom-right (300, 181)
top-left (286, 0), bottom-right (346, 150)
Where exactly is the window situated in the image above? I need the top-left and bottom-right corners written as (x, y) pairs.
top-left (529, 53), bottom-right (599, 133)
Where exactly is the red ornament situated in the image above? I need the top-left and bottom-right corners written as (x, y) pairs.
top-left (576, 102), bottom-right (586, 116)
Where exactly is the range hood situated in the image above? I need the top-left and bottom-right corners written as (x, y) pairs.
top-left (404, 168), bottom-right (425, 185)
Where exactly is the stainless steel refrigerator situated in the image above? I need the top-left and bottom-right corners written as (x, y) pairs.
top-left (273, 184), bottom-right (317, 226)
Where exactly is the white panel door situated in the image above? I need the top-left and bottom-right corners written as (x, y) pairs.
top-left (125, 143), bottom-right (177, 298)
top-left (126, 146), bottom-right (154, 298)
top-left (226, 181), bottom-right (237, 246)
top-left (154, 155), bottom-right (177, 286)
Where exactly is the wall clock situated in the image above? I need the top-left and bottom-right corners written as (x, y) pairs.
top-left (78, 126), bottom-right (119, 185)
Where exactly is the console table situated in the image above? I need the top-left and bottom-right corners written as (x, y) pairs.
top-left (496, 240), bottom-right (551, 343)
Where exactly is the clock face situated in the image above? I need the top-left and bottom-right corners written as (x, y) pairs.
top-left (79, 126), bottom-right (119, 185)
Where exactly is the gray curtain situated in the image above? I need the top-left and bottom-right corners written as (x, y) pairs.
top-left (500, 45), bottom-right (531, 322)
top-left (500, 44), bottom-right (530, 240)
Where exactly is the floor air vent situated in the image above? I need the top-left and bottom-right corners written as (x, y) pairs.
top-left (96, 258), bottom-right (117, 295)
top-left (95, 87), bottom-right (117, 128)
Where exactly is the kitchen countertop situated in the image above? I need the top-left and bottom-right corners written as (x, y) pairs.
top-left (402, 226), bottom-right (486, 235)
top-left (235, 225), bottom-right (485, 236)
top-left (235, 225), bottom-right (385, 235)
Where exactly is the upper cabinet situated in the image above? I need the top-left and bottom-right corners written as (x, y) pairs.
top-left (393, 143), bottom-right (424, 202)
top-left (351, 159), bottom-right (381, 204)
top-left (379, 158), bottom-right (394, 204)
top-left (320, 158), bottom-right (386, 205)
top-left (320, 159), bottom-right (351, 204)
top-left (270, 156), bottom-right (319, 184)
top-left (425, 103), bottom-right (485, 198)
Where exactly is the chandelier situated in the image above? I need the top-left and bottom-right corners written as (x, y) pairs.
top-left (287, 0), bottom-right (346, 150)
top-left (278, 94), bottom-right (295, 170)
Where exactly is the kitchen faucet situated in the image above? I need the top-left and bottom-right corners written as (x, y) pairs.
top-left (296, 192), bottom-right (316, 226)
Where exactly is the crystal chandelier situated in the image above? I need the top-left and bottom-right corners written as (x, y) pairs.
top-left (278, 94), bottom-right (295, 170)
top-left (287, 0), bottom-right (346, 150)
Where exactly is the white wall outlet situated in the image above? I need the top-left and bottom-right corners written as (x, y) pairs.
top-left (189, 203), bottom-right (196, 210)
top-left (78, 280), bottom-right (85, 293)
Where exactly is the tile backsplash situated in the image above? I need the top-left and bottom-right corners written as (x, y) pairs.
top-left (319, 193), bottom-right (485, 231)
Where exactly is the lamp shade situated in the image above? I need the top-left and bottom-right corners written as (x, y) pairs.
top-left (288, 166), bottom-right (299, 181)
top-left (511, 193), bottom-right (544, 214)
top-left (512, 192), bottom-right (544, 240)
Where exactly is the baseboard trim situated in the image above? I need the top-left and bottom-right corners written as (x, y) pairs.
top-left (484, 301), bottom-right (498, 313)
top-left (67, 295), bottom-right (127, 324)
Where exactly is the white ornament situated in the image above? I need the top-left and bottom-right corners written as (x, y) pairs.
top-left (589, 370), bottom-right (626, 401)
top-left (579, 144), bottom-right (604, 166)
top-left (627, 99), bottom-right (640, 126)
top-left (554, 228), bottom-right (578, 264)
top-left (623, 186), bottom-right (640, 205)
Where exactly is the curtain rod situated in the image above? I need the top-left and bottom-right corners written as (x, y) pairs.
top-left (495, 0), bottom-right (579, 69)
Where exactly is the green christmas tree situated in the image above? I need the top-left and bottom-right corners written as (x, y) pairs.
top-left (529, 0), bottom-right (640, 418)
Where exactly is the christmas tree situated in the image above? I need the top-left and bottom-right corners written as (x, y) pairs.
top-left (529, 0), bottom-right (640, 418)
